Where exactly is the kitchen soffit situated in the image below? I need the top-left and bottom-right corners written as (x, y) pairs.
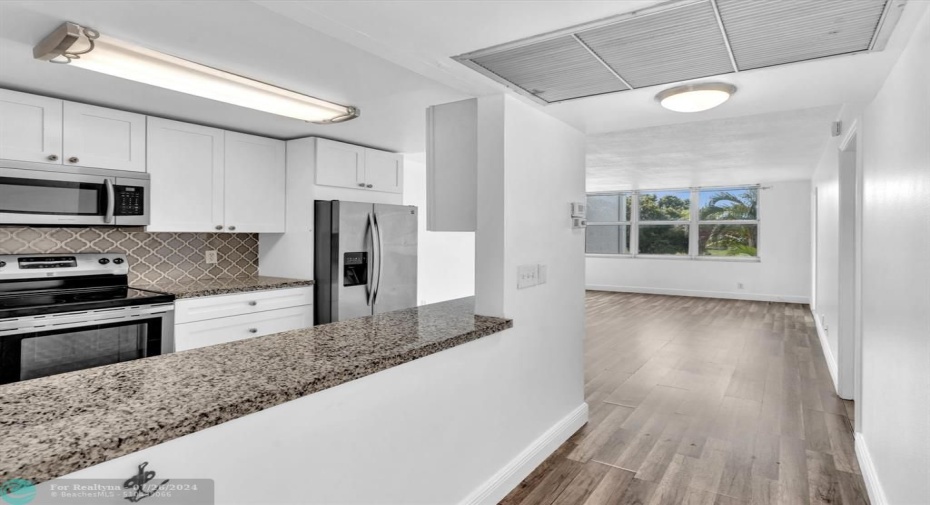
top-left (455, 0), bottom-right (905, 104)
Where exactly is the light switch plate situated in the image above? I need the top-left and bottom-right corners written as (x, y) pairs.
top-left (205, 250), bottom-right (218, 264)
top-left (517, 264), bottom-right (538, 289)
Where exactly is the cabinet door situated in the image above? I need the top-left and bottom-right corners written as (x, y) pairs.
top-left (315, 138), bottom-right (365, 189)
top-left (224, 132), bottom-right (285, 233)
top-left (426, 99), bottom-right (477, 231)
top-left (146, 117), bottom-right (225, 232)
top-left (63, 101), bottom-right (146, 172)
top-left (364, 149), bottom-right (403, 193)
top-left (175, 305), bottom-right (313, 351)
top-left (0, 89), bottom-right (63, 164)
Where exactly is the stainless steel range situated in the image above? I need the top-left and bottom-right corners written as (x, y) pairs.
top-left (0, 253), bottom-right (175, 384)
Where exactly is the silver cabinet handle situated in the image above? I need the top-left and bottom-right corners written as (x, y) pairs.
top-left (228, 225), bottom-right (236, 231)
top-left (215, 225), bottom-right (223, 230)
top-left (358, 183), bottom-right (366, 188)
top-left (366, 184), bottom-right (373, 188)
top-left (248, 328), bottom-right (258, 334)
top-left (103, 179), bottom-right (115, 224)
top-left (68, 156), bottom-right (79, 163)
top-left (248, 301), bottom-right (257, 306)
top-left (47, 154), bottom-right (58, 161)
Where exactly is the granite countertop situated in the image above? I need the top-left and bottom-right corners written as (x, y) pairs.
top-left (130, 275), bottom-right (314, 299)
top-left (0, 297), bottom-right (512, 483)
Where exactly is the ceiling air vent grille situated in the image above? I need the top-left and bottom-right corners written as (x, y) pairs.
top-left (454, 0), bottom-right (903, 105)
top-left (469, 35), bottom-right (629, 103)
top-left (716, 0), bottom-right (891, 70)
top-left (577, 0), bottom-right (734, 89)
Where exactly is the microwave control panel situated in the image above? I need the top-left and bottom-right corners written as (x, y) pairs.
top-left (114, 186), bottom-right (145, 216)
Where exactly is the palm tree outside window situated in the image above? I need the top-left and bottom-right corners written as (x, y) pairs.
top-left (585, 186), bottom-right (759, 259)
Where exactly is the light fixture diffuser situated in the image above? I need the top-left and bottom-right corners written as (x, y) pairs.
top-left (655, 82), bottom-right (737, 113)
top-left (33, 22), bottom-right (359, 124)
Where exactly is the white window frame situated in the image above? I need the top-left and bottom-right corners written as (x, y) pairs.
top-left (585, 185), bottom-right (761, 262)
top-left (584, 191), bottom-right (633, 255)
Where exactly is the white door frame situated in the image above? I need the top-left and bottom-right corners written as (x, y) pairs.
top-left (836, 120), bottom-right (862, 424)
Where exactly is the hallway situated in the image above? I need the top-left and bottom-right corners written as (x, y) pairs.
top-left (502, 291), bottom-right (866, 505)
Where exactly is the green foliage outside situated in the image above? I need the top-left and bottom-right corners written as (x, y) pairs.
top-left (638, 193), bottom-right (689, 254)
top-left (699, 190), bottom-right (758, 257)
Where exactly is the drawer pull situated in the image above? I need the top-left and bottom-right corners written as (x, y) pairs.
top-left (248, 301), bottom-right (257, 306)
top-left (248, 328), bottom-right (258, 334)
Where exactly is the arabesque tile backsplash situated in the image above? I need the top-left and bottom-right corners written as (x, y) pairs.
top-left (0, 227), bottom-right (258, 284)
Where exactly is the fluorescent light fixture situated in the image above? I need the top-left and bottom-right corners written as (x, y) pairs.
top-left (655, 82), bottom-right (737, 113)
top-left (33, 22), bottom-right (359, 124)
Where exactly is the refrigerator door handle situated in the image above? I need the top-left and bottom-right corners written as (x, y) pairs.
top-left (372, 212), bottom-right (384, 305)
top-left (367, 212), bottom-right (377, 307)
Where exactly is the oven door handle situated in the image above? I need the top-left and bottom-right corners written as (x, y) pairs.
top-left (0, 303), bottom-right (174, 335)
top-left (104, 178), bottom-right (115, 224)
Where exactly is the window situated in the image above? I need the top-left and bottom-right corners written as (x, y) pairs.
top-left (585, 186), bottom-right (759, 259)
top-left (697, 187), bottom-right (758, 257)
top-left (585, 193), bottom-right (631, 254)
top-left (638, 190), bottom-right (690, 256)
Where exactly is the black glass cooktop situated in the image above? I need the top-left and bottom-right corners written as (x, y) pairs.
top-left (0, 285), bottom-right (174, 319)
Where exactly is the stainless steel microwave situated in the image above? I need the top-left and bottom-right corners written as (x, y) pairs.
top-left (0, 160), bottom-right (150, 226)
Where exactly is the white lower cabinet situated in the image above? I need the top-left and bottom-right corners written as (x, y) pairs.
top-left (174, 287), bottom-right (313, 351)
top-left (175, 305), bottom-right (312, 351)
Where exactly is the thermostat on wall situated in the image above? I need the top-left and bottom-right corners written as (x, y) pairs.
top-left (571, 202), bottom-right (586, 218)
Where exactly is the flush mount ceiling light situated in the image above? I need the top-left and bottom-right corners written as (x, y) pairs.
top-left (33, 22), bottom-right (359, 124)
top-left (655, 82), bottom-right (737, 113)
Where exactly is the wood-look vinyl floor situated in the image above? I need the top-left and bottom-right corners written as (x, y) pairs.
top-left (501, 291), bottom-right (866, 505)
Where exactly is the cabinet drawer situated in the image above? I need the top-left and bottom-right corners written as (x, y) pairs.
top-left (175, 305), bottom-right (312, 351)
top-left (175, 287), bottom-right (313, 324)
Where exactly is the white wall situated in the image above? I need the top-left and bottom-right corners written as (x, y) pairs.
top-left (472, 94), bottom-right (588, 502)
top-left (857, 8), bottom-right (930, 503)
top-left (586, 180), bottom-right (812, 303)
top-left (402, 156), bottom-right (475, 305)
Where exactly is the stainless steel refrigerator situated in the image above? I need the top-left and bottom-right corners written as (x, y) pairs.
top-left (314, 200), bottom-right (418, 324)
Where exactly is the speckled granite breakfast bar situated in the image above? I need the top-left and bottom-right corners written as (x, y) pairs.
top-left (0, 297), bottom-right (512, 483)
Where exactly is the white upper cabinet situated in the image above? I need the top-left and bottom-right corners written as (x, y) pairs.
top-left (314, 138), bottom-right (402, 194)
top-left (426, 98), bottom-right (477, 231)
top-left (0, 89), bottom-right (63, 164)
top-left (224, 132), bottom-right (286, 233)
top-left (315, 138), bottom-right (365, 189)
top-left (364, 149), bottom-right (403, 194)
top-left (147, 121), bottom-right (285, 234)
top-left (62, 102), bottom-right (146, 172)
top-left (146, 117), bottom-right (225, 232)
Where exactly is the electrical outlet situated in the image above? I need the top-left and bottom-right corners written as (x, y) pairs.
top-left (537, 264), bottom-right (548, 285)
top-left (205, 250), bottom-right (218, 264)
top-left (517, 264), bottom-right (538, 289)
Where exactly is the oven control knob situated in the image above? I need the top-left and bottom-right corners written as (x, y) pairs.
top-left (0, 261), bottom-right (5, 268)
top-left (98, 258), bottom-right (110, 265)
top-left (113, 258), bottom-right (125, 265)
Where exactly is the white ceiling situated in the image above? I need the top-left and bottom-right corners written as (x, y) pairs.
top-left (0, 1), bottom-right (468, 152)
top-left (0, 1), bottom-right (926, 189)
top-left (264, 0), bottom-right (928, 135)
top-left (586, 105), bottom-right (840, 191)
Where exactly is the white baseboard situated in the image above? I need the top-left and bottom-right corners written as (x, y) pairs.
top-left (458, 403), bottom-right (589, 505)
top-left (855, 433), bottom-right (888, 505)
top-left (585, 285), bottom-right (810, 304)
top-left (811, 308), bottom-right (840, 394)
